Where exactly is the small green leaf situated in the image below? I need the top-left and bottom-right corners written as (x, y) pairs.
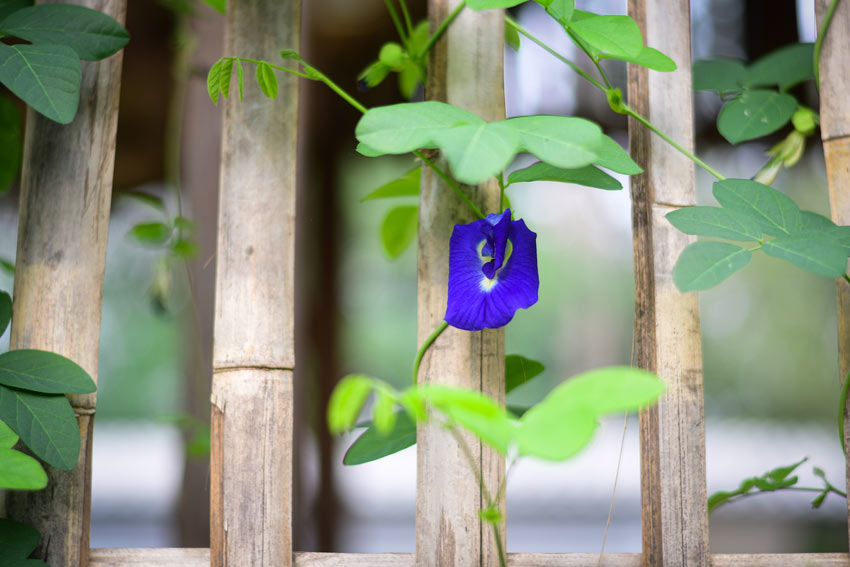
top-left (568, 11), bottom-right (643, 58)
top-left (593, 135), bottom-right (642, 174)
top-left (506, 115), bottom-right (602, 170)
top-left (0, 419), bottom-right (18, 448)
top-left (0, 93), bottom-right (22, 194)
top-left (717, 90), bottom-right (797, 144)
top-left (505, 355), bottom-right (545, 393)
top-left (713, 178), bottom-right (802, 236)
top-left (811, 491), bottom-right (828, 509)
top-left (378, 42), bottom-right (405, 70)
top-left (0, 384), bottom-right (80, 470)
top-left (665, 206), bottom-right (763, 241)
top-left (708, 490), bottom-right (736, 514)
top-left (372, 389), bottom-right (396, 434)
top-left (381, 205), bottom-right (418, 259)
top-left (236, 59), bottom-right (244, 100)
top-left (0, 43), bottom-right (81, 124)
top-left (0, 350), bottom-right (96, 394)
top-left (397, 60), bottom-right (422, 99)
top-left (256, 61), bottom-right (278, 98)
top-left (600, 46), bottom-right (676, 72)
top-left (173, 216), bottom-right (196, 234)
top-left (219, 57), bottom-right (233, 99)
top-left (172, 239), bottom-right (199, 259)
top-left (344, 410), bottom-right (416, 465)
top-left (766, 458), bottom-right (806, 483)
top-left (813, 466), bottom-right (826, 479)
top-left (357, 60), bottom-right (391, 90)
top-left (673, 241), bottom-right (752, 291)
top-left (744, 43), bottom-right (814, 91)
top-left (478, 506), bottom-right (503, 524)
top-left (508, 162), bottom-right (621, 190)
top-left (0, 258), bottom-right (13, 276)
top-left (0, 518), bottom-right (42, 563)
top-left (0, 290), bottom-right (10, 337)
top-left (0, 446), bottom-right (48, 490)
top-left (692, 59), bottom-right (746, 93)
top-left (0, 4), bottom-right (129, 61)
top-left (762, 232), bottom-right (848, 278)
top-left (207, 58), bottom-right (223, 104)
top-left (327, 374), bottom-right (374, 434)
top-left (130, 222), bottom-right (172, 245)
top-left (362, 167), bottom-right (421, 201)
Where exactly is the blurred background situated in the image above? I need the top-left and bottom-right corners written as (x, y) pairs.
top-left (0, 0), bottom-right (846, 554)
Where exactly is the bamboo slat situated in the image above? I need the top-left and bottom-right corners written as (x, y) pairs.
top-left (88, 550), bottom-right (850, 567)
top-left (210, 1), bottom-right (299, 566)
top-left (416, 2), bottom-right (505, 566)
top-left (815, 0), bottom-right (850, 546)
top-left (3, 1), bottom-right (126, 565)
top-left (627, 1), bottom-right (708, 566)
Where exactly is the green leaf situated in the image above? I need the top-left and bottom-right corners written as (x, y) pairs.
top-left (0, 4), bottom-right (129, 61)
top-left (218, 57), bottom-right (233, 99)
top-left (256, 61), bottom-right (278, 98)
top-left (0, 93), bottom-right (22, 194)
top-left (362, 167), bottom-right (420, 201)
top-left (357, 60), bottom-right (390, 89)
top-left (713, 178), bottom-right (802, 236)
top-left (593, 135), bottom-right (642, 174)
top-left (800, 211), bottom-right (835, 231)
top-left (0, 290), bottom-right (10, 338)
top-left (0, 350), bottom-right (96, 394)
top-left (344, 410), bottom-right (416, 466)
top-left (467, 0), bottom-right (528, 8)
top-left (692, 59), bottom-right (746, 93)
top-left (0, 518), bottom-right (43, 563)
top-left (130, 222), bottom-right (172, 245)
top-left (327, 374), bottom-right (373, 434)
top-left (397, 60), bottom-right (422, 99)
top-left (505, 19), bottom-right (520, 51)
top-left (717, 90), bottom-right (797, 144)
top-left (766, 458), bottom-right (807, 483)
top-left (811, 491), bottom-right (828, 509)
top-left (762, 232), bottom-right (848, 278)
top-left (505, 355), bottom-right (545, 393)
top-left (813, 466), bottom-right (826, 479)
top-left (0, 258), bottom-right (13, 276)
top-left (435, 121), bottom-right (518, 184)
top-left (417, 384), bottom-right (514, 454)
top-left (381, 205), bottom-right (418, 259)
top-left (505, 115), bottom-right (602, 169)
top-left (508, 162), bottom-right (621, 190)
top-left (0, 419), bottom-right (18, 448)
top-left (235, 59), bottom-right (244, 100)
top-left (543, 0), bottom-right (574, 24)
top-left (568, 11), bottom-right (643, 58)
top-left (172, 239), bottom-right (199, 259)
top-left (207, 57), bottom-right (223, 104)
top-left (0, 43), bottom-right (81, 124)
top-left (515, 403), bottom-right (596, 460)
top-left (372, 389), bottom-right (396, 434)
top-left (744, 43), bottom-right (814, 91)
top-left (0, 384), bottom-right (80, 470)
top-left (0, 446), bottom-right (48, 490)
top-left (356, 142), bottom-right (384, 157)
top-left (0, 0), bottom-right (32, 23)
top-left (201, 0), bottom-right (226, 14)
top-left (708, 490), bottom-right (736, 514)
top-left (665, 206), bottom-right (763, 241)
top-left (378, 42), bottom-right (405, 69)
top-left (673, 241), bottom-right (752, 291)
top-left (600, 46), bottom-right (676, 72)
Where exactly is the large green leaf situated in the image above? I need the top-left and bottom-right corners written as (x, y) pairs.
top-left (593, 135), bottom-right (642, 174)
top-left (505, 355), bottom-right (545, 393)
top-left (0, 290), bottom-right (10, 338)
top-left (692, 59), bottom-right (746, 93)
top-left (800, 211), bottom-right (836, 231)
top-left (0, 350), bottom-right (96, 394)
top-left (665, 206), bottom-right (763, 241)
top-left (362, 167), bottom-right (420, 201)
top-left (0, 4), bottom-right (129, 61)
top-left (0, 93), bottom-right (22, 193)
top-left (744, 43), bottom-right (814, 91)
top-left (0, 419), bottom-right (18, 448)
top-left (344, 410), bottom-right (416, 466)
top-left (381, 205), bottom-right (418, 259)
top-left (0, 385), bottom-right (80, 470)
top-left (567, 11), bottom-right (643, 58)
top-left (717, 90), bottom-right (797, 144)
top-left (712, 178), bottom-right (802, 236)
top-left (544, 0), bottom-right (574, 24)
top-left (508, 162), bottom-right (621, 190)
top-left (505, 115), bottom-right (601, 170)
top-left (434, 121), bottom-right (519, 183)
top-left (0, 446), bottom-right (48, 490)
top-left (0, 43), bottom-right (80, 124)
top-left (600, 46), bottom-right (676, 72)
top-left (762, 232), bottom-right (848, 278)
top-left (673, 241), bottom-right (752, 291)
top-left (327, 375), bottom-right (374, 434)
top-left (0, 0), bottom-right (32, 22)
top-left (0, 518), bottom-right (45, 565)
top-left (514, 403), bottom-right (596, 461)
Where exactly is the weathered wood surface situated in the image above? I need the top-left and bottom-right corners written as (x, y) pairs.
top-left (88, 550), bottom-right (850, 567)
top-left (3, 1), bottom-right (126, 566)
top-left (210, 1), bottom-right (299, 565)
top-left (417, 1), bottom-right (506, 566)
top-left (816, 0), bottom-right (850, 547)
top-left (627, 1), bottom-right (708, 566)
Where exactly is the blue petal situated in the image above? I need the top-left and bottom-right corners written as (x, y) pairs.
top-left (445, 214), bottom-right (539, 331)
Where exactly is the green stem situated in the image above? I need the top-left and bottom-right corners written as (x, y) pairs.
top-left (624, 104), bottom-right (726, 181)
top-left (814, 0), bottom-right (842, 89)
top-left (419, 1), bottom-right (466, 59)
top-left (504, 16), bottom-right (606, 93)
top-left (499, 173), bottom-right (507, 212)
top-left (416, 151), bottom-right (486, 219)
top-left (720, 485), bottom-right (847, 510)
top-left (384, 0), bottom-right (409, 45)
top-left (844, 273), bottom-right (850, 286)
top-left (565, 27), bottom-right (611, 89)
top-left (491, 520), bottom-right (508, 567)
top-left (839, 367), bottom-right (850, 453)
top-left (235, 58), bottom-right (315, 81)
top-left (412, 321), bottom-right (449, 385)
top-left (398, 0), bottom-right (414, 37)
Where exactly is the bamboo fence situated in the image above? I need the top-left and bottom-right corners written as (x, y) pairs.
top-left (7, 0), bottom-right (850, 566)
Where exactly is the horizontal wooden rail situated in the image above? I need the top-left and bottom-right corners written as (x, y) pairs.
top-left (89, 549), bottom-right (850, 566)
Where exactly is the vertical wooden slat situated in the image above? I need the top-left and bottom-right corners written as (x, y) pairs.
top-left (627, 1), bottom-right (708, 566)
top-left (3, 1), bottom-right (126, 565)
top-left (416, 2), bottom-right (505, 566)
top-left (210, 1), bottom-right (299, 565)
top-left (815, 0), bottom-right (850, 547)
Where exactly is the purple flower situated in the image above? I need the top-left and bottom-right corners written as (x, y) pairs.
top-left (445, 209), bottom-right (539, 331)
